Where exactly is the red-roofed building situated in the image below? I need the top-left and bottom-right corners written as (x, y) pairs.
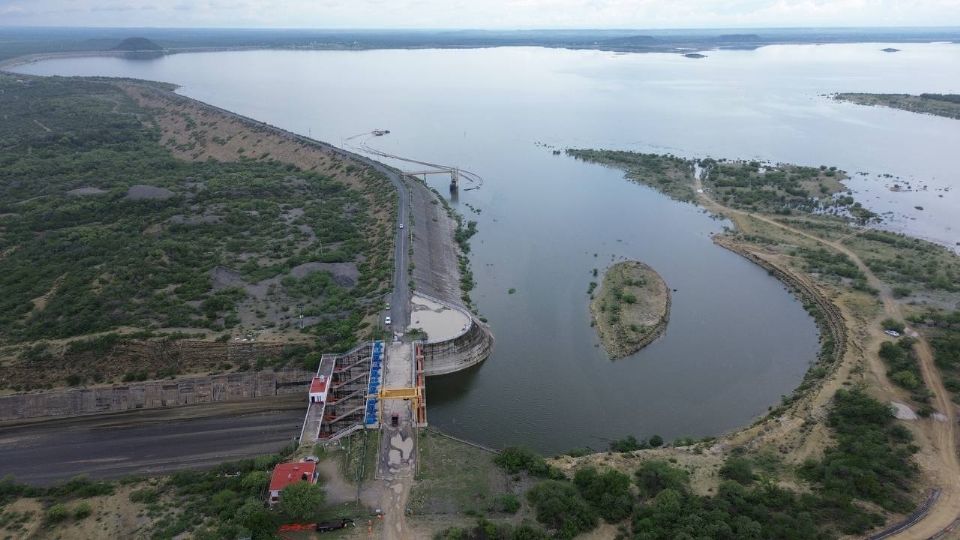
top-left (268, 462), bottom-right (318, 506)
top-left (309, 375), bottom-right (328, 404)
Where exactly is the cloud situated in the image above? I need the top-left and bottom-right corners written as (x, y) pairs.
top-left (0, 0), bottom-right (958, 28)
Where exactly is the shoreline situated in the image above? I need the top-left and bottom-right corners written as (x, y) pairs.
top-left (1, 62), bottom-right (876, 448)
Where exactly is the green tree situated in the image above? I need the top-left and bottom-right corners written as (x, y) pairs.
top-left (635, 460), bottom-right (689, 499)
top-left (241, 470), bottom-right (270, 494)
top-left (719, 456), bottom-right (755, 485)
top-left (573, 467), bottom-right (633, 522)
top-left (526, 480), bottom-right (598, 539)
top-left (279, 481), bottom-right (325, 522)
top-left (236, 498), bottom-right (278, 538)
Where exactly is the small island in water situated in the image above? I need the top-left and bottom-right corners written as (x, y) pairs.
top-left (590, 260), bottom-right (670, 359)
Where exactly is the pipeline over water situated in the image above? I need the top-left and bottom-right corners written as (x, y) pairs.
top-left (345, 131), bottom-right (484, 190)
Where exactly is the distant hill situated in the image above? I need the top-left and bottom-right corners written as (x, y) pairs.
top-left (596, 35), bottom-right (657, 47)
top-left (716, 34), bottom-right (762, 42)
top-left (112, 37), bottom-right (162, 52)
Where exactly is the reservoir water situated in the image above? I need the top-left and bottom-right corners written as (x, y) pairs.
top-left (15, 43), bottom-right (959, 453)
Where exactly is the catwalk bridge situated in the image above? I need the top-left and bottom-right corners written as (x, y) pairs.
top-left (344, 131), bottom-right (484, 191)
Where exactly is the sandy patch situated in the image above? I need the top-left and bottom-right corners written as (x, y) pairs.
top-left (289, 262), bottom-right (359, 288)
top-left (0, 498), bottom-right (42, 539)
top-left (408, 295), bottom-right (470, 343)
top-left (892, 401), bottom-right (918, 420)
top-left (66, 187), bottom-right (107, 197)
top-left (210, 265), bottom-right (246, 291)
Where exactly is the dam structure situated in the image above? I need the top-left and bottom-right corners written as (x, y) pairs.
top-left (409, 293), bottom-right (494, 377)
top-left (299, 293), bottom-right (493, 446)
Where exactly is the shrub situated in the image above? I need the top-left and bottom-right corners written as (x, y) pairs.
top-left (891, 370), bottom-right (920, 389)
top-left (609, 435), bottom-right (647, 453)
top-left (129, 488), bottom-right (159, 504)
top-left (526, 480), bottom-right (598, 538)
top-left (73, 502), bottom-right (92, 519)
top-left (494, 447), bottom-right (558, 478)
top-left (573, 467), bottom-right (633, 522)
top-left (719, 457), bottom-right (755, 485)
top-left (882, 318), bottom-right (905, 333)
top-left (46, 503), bottom-right (69, 523)
top-left (635, 460), bottom-right (689, 499)
top-left (493, 493), bottom-right (521, 514)
top-left (240, 470), bottom-right (270, 494)
top-left (892, 286), bottom-right (912, 298)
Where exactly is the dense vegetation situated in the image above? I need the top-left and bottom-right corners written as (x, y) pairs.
top-left (568, 149), bottom-right (872, 220)
top-left (850, 230), bottom-right (960, 293)
top-left (835, 93), bottom-right (960, 120)
top-left (0, 75), bottom-right (389, 357)
top-left (495, 389), bottom-right (917, 539)
top-left (567, 149), bottom-right (696, 202)
top-left (878, 337), bottom-right (932, 410)
top-left (703, 158), bottom-right (852, 215)
top-left (913, 310), bottom-right (960, 403)
top-left (0, 445), bottom-right (361, 540)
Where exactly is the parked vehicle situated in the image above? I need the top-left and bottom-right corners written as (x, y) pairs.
top-left (316, 518), bottom-right (355, 532)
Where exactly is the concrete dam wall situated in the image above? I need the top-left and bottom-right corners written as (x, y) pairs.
top-left (0, 368), bottom-right (314, 422)
top-left (417, 294), bottom-right (494, 377)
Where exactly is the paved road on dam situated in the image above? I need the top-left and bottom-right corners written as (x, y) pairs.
top-left (0, 396), bottom-right (305, 486)
top-left (302, 132), bottom-right (411, 331)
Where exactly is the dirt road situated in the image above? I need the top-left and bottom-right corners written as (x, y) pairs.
top-left (376, 341), bottom-right (417, 540)
top-left (694, 175), bottom-right (960, 539)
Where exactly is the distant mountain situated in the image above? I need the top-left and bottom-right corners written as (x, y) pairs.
top-left (112, 37), bottom-right (162, 52)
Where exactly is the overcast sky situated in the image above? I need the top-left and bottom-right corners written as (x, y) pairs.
top-left (1, 0), bottom-right (959, 29)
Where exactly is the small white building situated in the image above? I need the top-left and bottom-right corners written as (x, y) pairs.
top-left (309, 375), bottom-right (328, 404)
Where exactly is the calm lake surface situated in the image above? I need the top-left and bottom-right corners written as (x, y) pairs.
top-left (16, 44), bottom-right (959, 453)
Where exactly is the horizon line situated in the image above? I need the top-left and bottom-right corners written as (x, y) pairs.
top-left (2, 24), bottom-right (960, 32)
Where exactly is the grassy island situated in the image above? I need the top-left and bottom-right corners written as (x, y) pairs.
top-left (590, 261), bottom-right (670, 359)
top-left (835, 93), bottom-right (960, 120)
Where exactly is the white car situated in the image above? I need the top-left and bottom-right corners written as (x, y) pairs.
top-left (399, 224), bottom-right (404, 229)
top-left (884, 329), bottom-right (901, 337)
top-left (385, 316), bottom-right (392, 325)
